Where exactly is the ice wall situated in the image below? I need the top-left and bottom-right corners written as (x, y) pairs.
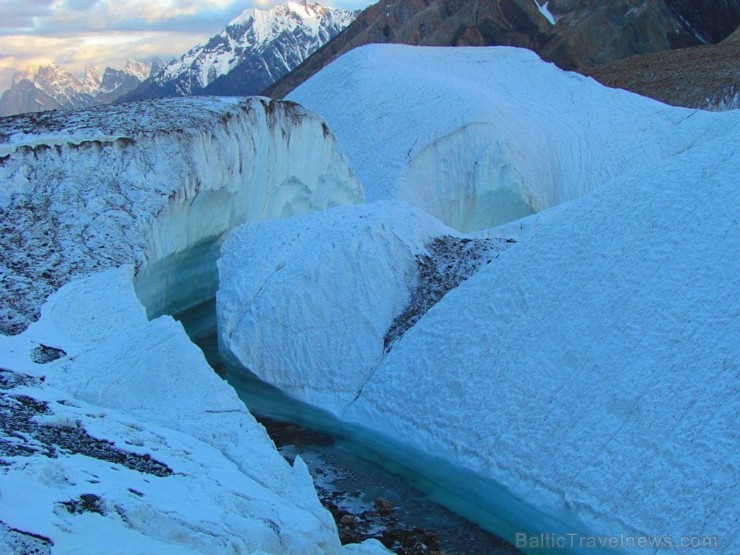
top-left (0, 96), bottom-right (362, 334)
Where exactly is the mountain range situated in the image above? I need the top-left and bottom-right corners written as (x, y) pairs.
top-left (0, 60), bottom-right (164, 117)
top-left (122, 1), bottom-right (357, 101)
top-left (3, 1), bottom-right (738, 117)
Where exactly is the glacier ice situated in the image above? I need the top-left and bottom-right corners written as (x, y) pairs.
top-left (218, 45), bottom-right (740, 552)
top-left (0, 96), bottom-right (362, 334)
top-left (217, 201), bottom-right (508, 414)
top-left (0, 268), bottom-right (354, 553)
top-left (0, 95), bottom-right (391, 553)
top-left (288, 44), bottom-right (736, 233)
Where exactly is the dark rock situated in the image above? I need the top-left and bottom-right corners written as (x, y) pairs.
top-left (0, 520), bottom-right (53, 554)
top-left (61, 493), bottom-right (105, 516)
top-left (384, 236), bottom-right (507, 350)
top-left (374, 497), bottom-right (395, 515)
top-left (0, 374), bottom-right (173, 476)
top-left (30, 344), bottom-right (66, 364)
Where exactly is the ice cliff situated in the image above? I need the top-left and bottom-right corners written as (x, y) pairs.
top-left (0, 96), bottom-right (362, 334)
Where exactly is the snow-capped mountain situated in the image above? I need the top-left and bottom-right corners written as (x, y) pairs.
top-left (124, 1), bottom-right (356, 100)
top-left (0, 59), bottom-right (164, 117)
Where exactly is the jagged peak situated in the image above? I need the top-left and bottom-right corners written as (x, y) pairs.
top-left (228, 1), bottom-right (346, 29)
top-left (122, 60), bottom-right (153, 81)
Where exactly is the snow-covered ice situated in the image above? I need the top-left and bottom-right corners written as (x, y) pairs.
top-left (0, 267), bottom-right (387, 553)
top-left (218, 201), bottom-right (509, 414)
top-left (218, 45), bottom-right (740, 552)
top-left (0, 96), bottom-right (361, 334)
top-left (0, 93), bottom-right (391, 553)
top-left (288, 44), bottom-right (736, 232)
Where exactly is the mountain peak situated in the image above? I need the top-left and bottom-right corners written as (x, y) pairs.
top-left (124, 1), bottom-right (357, 101)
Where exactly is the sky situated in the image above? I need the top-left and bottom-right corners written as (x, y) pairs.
top-left (0, 0), bottom-right (375, 91)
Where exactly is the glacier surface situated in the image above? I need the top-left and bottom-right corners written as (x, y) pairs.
top-left (219, 45), bottom-right (740, 552)
top-left (218, 201), bottom-right (509, 414)
top-left (0, 94), bottom-right (393, 553)
top-left (0, 96), bottom-right (362, 334)
top-left (288, 44), bottom-right (737, 232)
top-left (0, 267), bottom-right (386, 554)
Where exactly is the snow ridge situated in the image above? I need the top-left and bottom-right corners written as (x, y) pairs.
top-left (288, 45), bottom-right (737, 232)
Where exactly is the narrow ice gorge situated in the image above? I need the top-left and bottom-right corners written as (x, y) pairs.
top-left (218, 45), bottom-right (740, 553)
top-left (0, 97), bottom-right (390, 553)
top-left (288, 45), bottom-right (733, 232)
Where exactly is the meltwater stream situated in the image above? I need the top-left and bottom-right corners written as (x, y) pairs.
top-left (175, 297), bottom-right (520, 555)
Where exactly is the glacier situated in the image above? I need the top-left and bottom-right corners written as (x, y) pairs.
top-left (0, 96), bottom-right (394, 553)
top-left (0, 96), bottom-right (362, 334)
top-left (217, 201), bottom-right (510, 413)
top-left (288, 44), bottom-right (736, 232)
top-left (219, 45), bottom-right (740, 553)
top-left (0, 267), bottom-right (386, 554)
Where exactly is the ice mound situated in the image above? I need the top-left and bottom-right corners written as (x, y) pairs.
top-left (0, 267), bottom-right (386, 554)
top-left (288, 44), bottom-right (735, 233)
top-left (218, 201), bottom-right (510, 414)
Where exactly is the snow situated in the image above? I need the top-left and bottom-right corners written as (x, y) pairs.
top-left (155, 1), bottom-right (356, 94)
top-left (340, 128), bottom-right (740, 553)
top-left (219, 45), bottom-right (740, 552)
top-left (288, 45), bottom-right (735, 232)
top-left (0, 95), bottom-right (362, 334)
top-left (0, 85), bottom-right (389, 553)
top-left (217, 201), bottom-right (504, 413)
top-left (0, 267), bottom-right (388, 554)
top-left (533, 0), bottom-right (556, 25)
top-left (122, 60), bottom-right (152, 82)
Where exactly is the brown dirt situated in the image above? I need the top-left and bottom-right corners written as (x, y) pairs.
top-left (584, 38), bottom-right (740, 109)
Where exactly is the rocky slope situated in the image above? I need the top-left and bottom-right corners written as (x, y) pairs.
top-left (265, 0), bottom-right (740, 98)
top-left (0, 60), bottom-right (164, 117)
top-left (123, 1), bottom-right (356, 101)
top-left (586, 23), bottom-right (740, 109)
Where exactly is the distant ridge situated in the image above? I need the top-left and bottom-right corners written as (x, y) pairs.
top-left (123, 1), bottom-right (356, 102)
top-left (0, 60), bottom-right (163, 117)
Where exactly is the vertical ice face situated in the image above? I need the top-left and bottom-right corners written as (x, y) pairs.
top-left (0, 96), bottom-right (362, 334)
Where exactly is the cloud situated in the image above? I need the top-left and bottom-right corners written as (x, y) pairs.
top-left (0, 0), bottom-right (375, 90)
